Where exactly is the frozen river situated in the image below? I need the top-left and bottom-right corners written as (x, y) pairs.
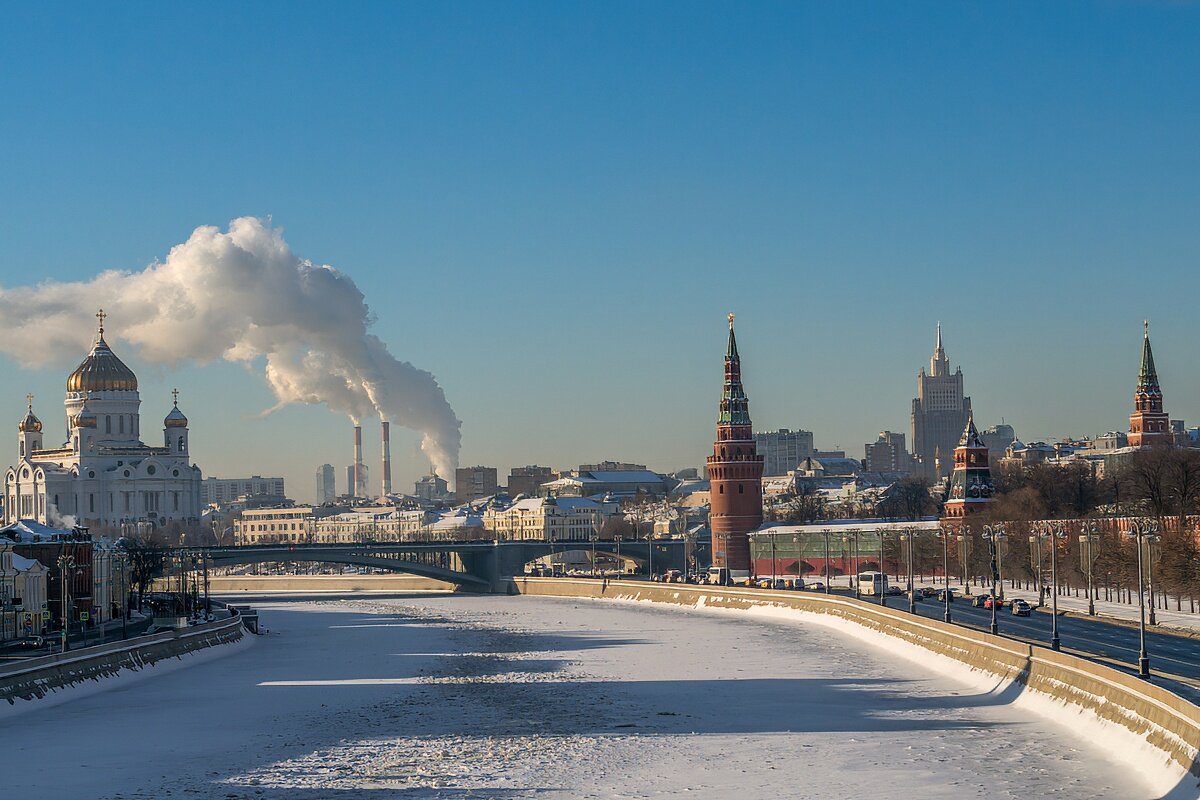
top-left (1, 592), bottom-right (1176, 799)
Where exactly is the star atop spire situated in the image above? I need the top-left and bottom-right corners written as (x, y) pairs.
top-left (726, 312), bottom-right (739, 361)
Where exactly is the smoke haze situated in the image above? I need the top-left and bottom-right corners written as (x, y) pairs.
top-left (0, 217), bottom-right (461, 477)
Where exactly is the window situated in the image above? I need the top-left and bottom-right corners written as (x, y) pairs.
top-left (105, 416), bottom-right (111, 434)
top-left (178, 436), bottom-right (185, 452)
top-left (739, 484), bottom-right (744, 494)
top-left (119, 416), bottom-right (125, 434)
top-left (89, 494), bottom-right (95, 513)
top-left (173, 492), bottom-right (179, 511)
top-left (719, 485), bottom-right (724, 494)
top-left (19, 443), bottom-right (24, 457)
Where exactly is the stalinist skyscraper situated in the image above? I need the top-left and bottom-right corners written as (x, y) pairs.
top-left (911, 324), bottom-right (971, 481)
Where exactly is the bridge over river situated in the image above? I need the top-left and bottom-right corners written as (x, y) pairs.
top-left (202, 539), bottom-right (691, 590)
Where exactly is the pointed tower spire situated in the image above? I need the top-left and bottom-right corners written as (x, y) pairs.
top-left (1129, 320), bottom-right (1169, 447)
top-left (930, 322), bottom-right (950, 376)
top-left (708, 313), bottom-right (763, 580)
top-left (1138, 320), bottom-right (1160, 394)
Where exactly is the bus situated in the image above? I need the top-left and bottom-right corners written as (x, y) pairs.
top-left (857, 571), bottom-right (888, 596)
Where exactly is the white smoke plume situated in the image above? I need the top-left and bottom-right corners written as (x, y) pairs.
top-left (0, 217), bottom-right (461, 476)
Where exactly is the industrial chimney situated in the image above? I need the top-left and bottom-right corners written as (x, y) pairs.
top-left (353, 425), bottom-right (364, 498)
top-left (381, 421), bottom-right (393, 497)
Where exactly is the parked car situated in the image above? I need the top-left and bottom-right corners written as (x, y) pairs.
top-left (1011, 599), bottom-right (1032, 617)
top-left (807, 581), bottom-right (826, 591)
top-left (885, 585), bottom-right (904, 596)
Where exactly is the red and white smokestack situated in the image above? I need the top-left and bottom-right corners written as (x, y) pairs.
top-left (381, 421), bottom-right (393, 496)
top-left (353, 425), bottom-right (364, 497)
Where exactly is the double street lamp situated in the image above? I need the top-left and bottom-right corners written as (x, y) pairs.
top-left (1031, 522), bottom-right (1066, 651)
top-left (1127, 519), bottom-right (1159, 679)
top-left (56, 553), bottom-right (76, 652)
top-left (937, 526), bottom-right (953, 624)
top-left (898, 531), bottom-right (916, 614)
top-left (843, 532), bottom-right (861, 600)
top-left (1079, 522), bottom-right (1099, 616)
top-left (982, 524), bottom-right (1006, 636)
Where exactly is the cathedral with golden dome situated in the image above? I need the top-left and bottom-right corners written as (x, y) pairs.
top-left (3, 311), bottom-right (203, 531)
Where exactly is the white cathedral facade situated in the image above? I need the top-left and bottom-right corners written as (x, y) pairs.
top-left (3, 311), bottom-right (203, 531)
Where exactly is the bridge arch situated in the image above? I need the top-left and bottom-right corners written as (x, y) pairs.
top-left (206, 548), bottom-right (491, 590)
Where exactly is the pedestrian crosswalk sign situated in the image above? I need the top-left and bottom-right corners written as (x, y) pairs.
top-left (80, 612), bottom-right (90, 621)
top-left (41, 610), bottom-right (50, 620)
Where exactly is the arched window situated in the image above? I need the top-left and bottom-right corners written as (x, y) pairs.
top-left (19, 442), bottom-right (24, 457)
top-left (105, 416), bottom-right (111, 434)
top-left (119, 416), bottom-right (125, 434)
top-left (178, 436), bottom-right (185, 452)
top-left (719, 485), bottom-right (725, 494)
top-left (738, 484), bottom-right (744, 494)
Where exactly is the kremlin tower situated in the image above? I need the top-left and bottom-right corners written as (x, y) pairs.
top-left (1128, 321), bottom-right (1171, 448)
top-left (942, 413), bottom-right (994, 518)
top-left (706, 314), bottom-right (764, 580)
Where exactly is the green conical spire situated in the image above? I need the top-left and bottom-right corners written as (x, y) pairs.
top-left (1138, 320), bottom-right (1161, 394)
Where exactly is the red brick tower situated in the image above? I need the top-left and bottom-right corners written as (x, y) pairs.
top-left (1128, 321), bottom-right (1171, 448)
top-left (707, 313), bottom-right (764, 580)
top-left (943, 414), bottom-right (994, 518)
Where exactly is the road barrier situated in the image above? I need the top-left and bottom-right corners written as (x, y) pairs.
top-left (510, 577), bottom-right (1200, 782)
top-left (0, 612), bottom-right (245, 706)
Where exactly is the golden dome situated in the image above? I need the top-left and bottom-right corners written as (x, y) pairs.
top-left (72, 404), bottom-right (98, 429)
top-left (164, 391), bottom-right (188, 428)
top-left (19, 410), bottom-right (42, 432)
top-left (67, 312), bottom-right (138, 393)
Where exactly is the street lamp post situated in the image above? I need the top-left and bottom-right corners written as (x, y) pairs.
top-left (822, 529), bottom-right (832, 595)
top-left (1127, 519), bottom-right (1158, 679)
top-left (982, 524), bottom-right (1006, 636)
top-left (900, 533), bottom-right (915, 614)
top-left (843, 532), bottom-right (860, 600)
top-left (1031, 523), bottom-right (1065, 651)
top-left (1033, 527), bottom-right (1045, 607)
top-left (771, 533), bottom-right (778, 582)
top-left (938, 526), bottom-right (952, 624)
top-left (1147, 531), bottom-right (1158, 627)
top-left (878, 530), bottom-right (887, 607)
top-left (1080, 522), bottom-right (1098, 616)
top-left (56, 553), bottom-right (75, 653)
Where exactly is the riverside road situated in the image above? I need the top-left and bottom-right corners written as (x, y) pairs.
top-left (855, 589), bottom-right (1200, 697)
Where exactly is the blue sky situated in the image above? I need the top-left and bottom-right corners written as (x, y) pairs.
top-left (1, 2), bottom-right (1198, 501)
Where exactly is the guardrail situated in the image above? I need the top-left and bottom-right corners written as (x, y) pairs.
top-left (0, 611), bottom-right (245, 706)
top-left (510, 577), bottom-right (1200, 782)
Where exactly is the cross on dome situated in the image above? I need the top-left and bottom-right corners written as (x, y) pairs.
top-left (172, 387), bottom-right (180, 406)
top-left (25, 392), bottom-right (33, 411)
top-left (96, 308), bottom-right (106, 336)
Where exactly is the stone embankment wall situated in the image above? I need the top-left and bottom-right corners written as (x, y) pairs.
top-left (0, 612), bottom-right (244, 706)
top-left (511, 577), bottom-right (1200, 780)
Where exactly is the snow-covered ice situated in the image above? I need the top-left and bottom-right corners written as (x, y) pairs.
top-left (0, 592), bottom-right (1188, 799)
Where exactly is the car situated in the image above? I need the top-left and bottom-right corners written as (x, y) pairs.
top-left (807, 581), bottom-right (826, 591)
top-left (983, 595), bottom-right (1004, 610)
top-left (1011, 599), bottom-right (1032, 617)
top-left (971, 594), bottom-right (989, 608)
top-left (936, 589), bottom-right (955, 603)
top-left (16, 635), bottom-right (46, 650)
top-left (756, 578), bottom-right (773, 589)
top-left (885, 585), bottom-right (903, 596)
top-left (772, 578), bottom-right (788, 590)
top-left (920, 587), bottom-right (939, 598)
top-left (907, 590), bottom-right (924, 602)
